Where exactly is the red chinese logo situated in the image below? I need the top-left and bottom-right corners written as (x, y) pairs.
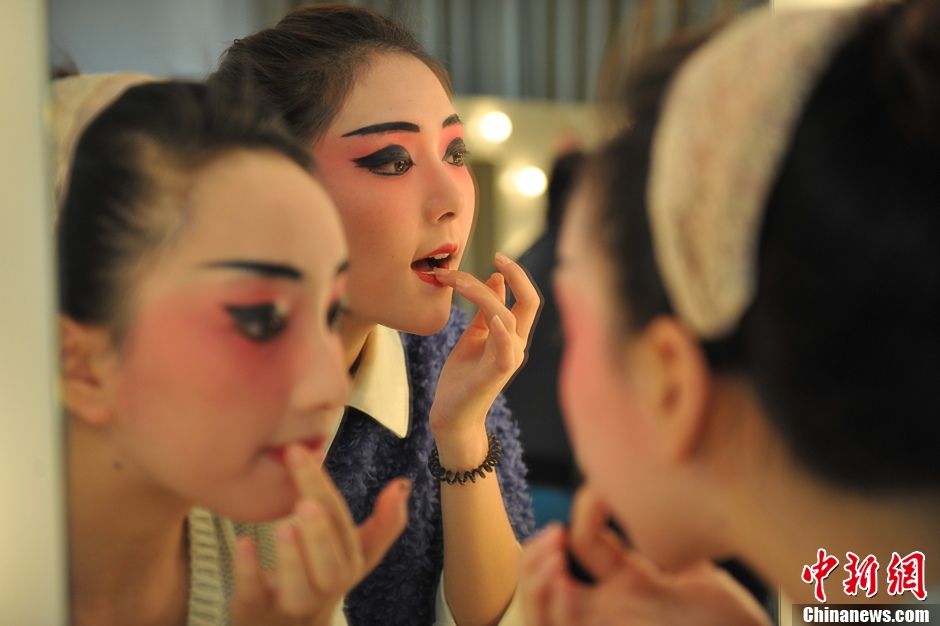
top-left (802, 548), bottom-right (840, 602)
top-left (803, 550), bottom-right (928, 602)
top-left (843, 552), bottom-right (879, 598)
top-left (887, 551), bottom-right (926, 600)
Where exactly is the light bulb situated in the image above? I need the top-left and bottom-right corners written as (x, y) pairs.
top-left (513, 166), bottom-right (547, 197)
top-left (479, 111), bottom-right (512, 143)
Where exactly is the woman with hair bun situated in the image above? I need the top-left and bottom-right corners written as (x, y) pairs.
top-left (58, 75), bottom-right (409, 625)
top-left (521, 0), bottom-right (940, 623)
top-left (214, 5), bottom-right (537, 626)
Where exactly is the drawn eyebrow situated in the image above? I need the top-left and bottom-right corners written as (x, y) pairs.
top-left (204, 260), bottom-right (303, 280)
top-left (342, 121), bottom-right (420, 137)
top-left (341, 114), bottom-right (462, 137)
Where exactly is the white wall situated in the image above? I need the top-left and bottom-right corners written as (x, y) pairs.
top-left (0, 1), bottom-right (69, 623)
top-left (49, 0), bottom-right (261, 78)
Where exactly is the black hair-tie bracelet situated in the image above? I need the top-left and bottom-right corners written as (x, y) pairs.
top-left (428, 433), bottom-right (501, 485)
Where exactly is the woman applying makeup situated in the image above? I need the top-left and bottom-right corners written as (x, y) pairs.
top-left (520, 0), bottom-right (940, 623)
top-left (57, 75), bottom-right (410, 625)
top-left (213, 6), bottom-right (538, 626)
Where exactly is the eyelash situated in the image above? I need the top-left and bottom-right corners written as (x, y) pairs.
top-left (445, 139), bottom-right (470, 167)
top-left (327, 297), bottom-right (349, 331)
top-left (226, 303), bottom-right (287, 343)
top-left (353, 139), bottom-right (470, 177)
top-left (354, 145), bottom-right (414, 176)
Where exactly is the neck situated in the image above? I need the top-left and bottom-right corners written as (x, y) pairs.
top-left (729, 457), bottom-right (940, 604)
top-left (339, 313), bottom-right (377, 372)
top-left (68, 419), bottom-right (190, 625)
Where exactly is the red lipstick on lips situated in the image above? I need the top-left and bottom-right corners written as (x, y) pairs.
top-left (412, 243), bottom-right (457, 287)
top-left (266, 435), bottom-right (327, 465)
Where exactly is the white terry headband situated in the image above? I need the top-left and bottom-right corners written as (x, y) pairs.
top-left (647, 5), bottom-right (864, 339)
top-left (52, 72), bottom-right (156, 218)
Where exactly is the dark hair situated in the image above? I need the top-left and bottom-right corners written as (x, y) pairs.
top-left (546, 150), bottom-right (586, 232)
top-left (591, 0), bottom-right (940, 490)
top-left (585, 30), bottom-right (713, 334)
top-left (211, 4), bottom-right (452, 144)
top-left (57, 79), bottom-right (311, 336)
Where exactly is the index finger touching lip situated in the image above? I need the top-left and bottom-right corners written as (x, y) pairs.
top-left (284, 443), bottom-right (360, 560)
top-left (285, 443), bottom-right (332, 499)
top-left (436, 269), bottom-right (519, 334)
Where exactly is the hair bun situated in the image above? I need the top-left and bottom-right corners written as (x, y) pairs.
top-left (52, 73), bottom-right (155, 218)
top-left (874, 0), bottom-right (940, 136)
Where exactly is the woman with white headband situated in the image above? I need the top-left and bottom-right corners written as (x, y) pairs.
top-left (521, 0), bottom-right (940, 623)
top-left (57, 75), bottom-right (409, 625)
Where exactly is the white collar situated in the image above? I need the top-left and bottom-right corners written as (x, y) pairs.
top-left (345, 325), bottom-right (410, 438)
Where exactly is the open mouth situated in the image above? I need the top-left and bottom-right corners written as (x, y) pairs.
top-left (412, 244), bottom-right (457, 286)
top-left (411, 251), bottom-right (453, 274)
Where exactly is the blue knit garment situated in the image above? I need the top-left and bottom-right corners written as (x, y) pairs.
top-left (325, 307), bottom-right (536, 626)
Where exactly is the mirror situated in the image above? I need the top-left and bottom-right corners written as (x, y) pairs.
top-left (12, 1), bottom-right (781, 623)
top-left (0, 2), bottom-right (68, 624)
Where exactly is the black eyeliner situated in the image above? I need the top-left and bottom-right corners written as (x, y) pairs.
top-left (225, 303), bottom-right (286, 342)
top-left (225, 303), bottom-right (276, 324)
top-left (327, 297), bottom-right (350, 329)
top-left (352, 145), bottom-right (411, 169)
top-left (446, 137), bottom-right (468, 155)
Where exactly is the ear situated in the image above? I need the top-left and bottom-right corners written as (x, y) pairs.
top-left (631, 316), bottom-right (711, 463)
top-left (60, 316), bottom-right (118, 426)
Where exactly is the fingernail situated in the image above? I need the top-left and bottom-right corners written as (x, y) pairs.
top-left (235, 537), bottom-right (255, 562)
top-left (495, 252), bottom-right (511, 266)
top-left (276, 522), bottom-right (296, 543)
top-left (491, 314), bottom-right (504, 330)
top-left (286, 444), bottom-right (308, 467)
top-left (296, 499), bottom-right (319, 521)
top-left (434, 267), bottom-right (452, 276)
top-left (534, 523), bottom-right (563, 543)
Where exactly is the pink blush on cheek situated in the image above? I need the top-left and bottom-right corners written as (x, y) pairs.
top-left (313, 138), bottom-right (396, 212)
top-left (114, 292), bottom-right (293, 422)
top-left (556, 283), bottom-right (622, 464)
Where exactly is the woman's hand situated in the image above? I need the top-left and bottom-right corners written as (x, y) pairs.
top-left (429, 253), bottom-right (540, 461)
top-left (520, 486), bottom-right (772, 626)
top-left (230, 444), bottom-right (411, 625)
